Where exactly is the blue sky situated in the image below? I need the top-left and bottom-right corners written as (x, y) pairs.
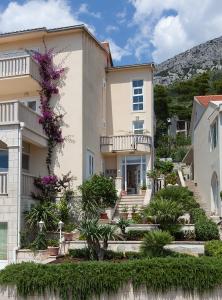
top-left (0, 1), bottom-right (222, 65)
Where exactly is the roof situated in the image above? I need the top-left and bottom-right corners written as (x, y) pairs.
top-left (195, 95), bottom-right (222, 107)
top-left (107, 63), bottom-right (155, 72)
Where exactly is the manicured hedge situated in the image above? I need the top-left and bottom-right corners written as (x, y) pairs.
top-left (125, 230), bottom-right (148, 241)
top-left (1, 258), bottom-right (222, 299)
top-left (205, 240), bottom-right (222, 257)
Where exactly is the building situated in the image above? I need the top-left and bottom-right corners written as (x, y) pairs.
top-left (0, 25), bottom-right (154, 265)
top-left (168, 115), bottom-right (190, 138)
top-left (190, 95), bottom-right (222, 218)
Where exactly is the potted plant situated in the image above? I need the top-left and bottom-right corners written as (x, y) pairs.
top-left (47, 239), bottom-right (59, 256)
top-left (132, 205), bottom-right (138, 219)
top-left (100, 211), bottom-right (109, 220)
top-left (63, 224), bottom-right (75, 241)
top-left (120, 205), bottom-right (128, 220)
top-left (140, 184), bottom-right (147, 196)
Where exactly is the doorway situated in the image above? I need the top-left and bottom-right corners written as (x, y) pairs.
top-left (121, 155), bottom-right (146, 195)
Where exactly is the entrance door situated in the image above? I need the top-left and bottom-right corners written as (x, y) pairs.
top-left (121, 155), bottom-right (147, 194)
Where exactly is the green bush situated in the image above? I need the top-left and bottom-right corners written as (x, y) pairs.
top-left (195, 219), bottom-right (219, 241)
top-left (140, 230), bottom-right (174, 257)
top-left (145, 198), bottom-right (184, 229)
top-left (155, 186), bottom-right (198, 212)
top-left (125, 230), bottom-right (149, 241)
top-left (205, 240), bottom-right (222, 257)
top-left (190, 208), bottom-right (206, 223)
top-left (30, 232), bottom-right (47, 251)
top-left (3, 258), bottom-right (222, 299)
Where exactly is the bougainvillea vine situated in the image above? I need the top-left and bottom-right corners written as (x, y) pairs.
top-left (31, 48), bottom-right (65, 174)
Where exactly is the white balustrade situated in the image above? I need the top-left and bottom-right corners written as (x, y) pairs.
top-left (0, 173), bottom-right (7, 195)
top-left (100, 135), bottom-right (152, 152)
top-left (0, 55), bottom-right (40, 82)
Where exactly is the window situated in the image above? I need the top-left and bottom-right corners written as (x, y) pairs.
top-left (86, 150), bottom-right (94, 178)
top-left (0, 150), bottom-right (8, 172)
top-left (132, 80), bottom-right (144, 111)
top-left (0, 223), bottom-right (7, 260)
top-left (27, 101), bottom-right (37, 112)
top-left (22, 142), bottom-right (30, 172)
top-left (211, 119), bottom-right (218, 150)
top-left (133, 120), bottom-right (144, 134)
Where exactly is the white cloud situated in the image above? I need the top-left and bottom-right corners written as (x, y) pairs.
top-left (0, 0), bottom-right (92, 33)
top-left (106, 25), bottom-right (119, 33)
top-left (78, 3), bottom-right (101, 19)
top-left (107, 38), bottom-right (131, 62)
top-left (129, 0), bottom-right (222, 63)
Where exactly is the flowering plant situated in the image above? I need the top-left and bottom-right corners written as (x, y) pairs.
top-left (31, 48), bottom-right (65, 173)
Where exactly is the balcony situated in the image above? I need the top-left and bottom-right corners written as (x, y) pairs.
top-left (100, 135), bottom-right (152, 153)
top-left (0, 101), bottom-right (47, 147)
top-left (0, 55), bottom-right (40, 95)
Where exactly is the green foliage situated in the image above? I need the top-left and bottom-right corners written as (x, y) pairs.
top-left (145, 198), bottom-right (184, 229)
top-left (57, 197), bottom-right (71, 225)
top-left (165, 172), bottom-right (178, 185)
top-left (25, 202), bottom-right (59, 231)
top-left (132, 213), bottom-right (143, 224)
top-left (154, 159), bottom-right (174, 174)
top-left (63, 223), bottom-right (75, 232)
top-left (140, 230), bottom-right (174, 257)
top-left (155, 186), bottom-right (198, 212)
top-left (116, 218), bottom-right (130, 235)
top-left (125, 230), bottom-right (148, 241)
top-left (195, 219), bottom-right (219, 241)
top-left (3, 258), bottom-right (222, 299)
top-left (47, 239), bottom-right (59, 247)
top-left (30, 232), bottom-right (47, 251)
top-left (79, 175), bottom-right (118, 218)
top-left (78, 219), bottom-right (118, 260)
top-left (190, 208), bottom-right (219, 241)
top-left (205, 240), bottom-right (222, 257)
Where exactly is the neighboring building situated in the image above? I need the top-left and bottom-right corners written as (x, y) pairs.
top-left (190, 95), bottom-right (222, 217)
top-left (0, 25), bottom-right (154, 264)
top-left (168, 115), bottom-right (190, 138)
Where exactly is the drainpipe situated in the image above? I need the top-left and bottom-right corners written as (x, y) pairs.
top-left (17, 122), bottom-right (24, 250)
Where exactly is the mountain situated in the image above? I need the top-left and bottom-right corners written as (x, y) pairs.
top-left (154, 36), bottom-right (222, 85)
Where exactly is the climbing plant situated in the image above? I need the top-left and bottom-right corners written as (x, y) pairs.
top-left (32, 48), bottom-right (65, 174)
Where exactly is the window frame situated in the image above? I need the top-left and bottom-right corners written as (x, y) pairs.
top-left (22, 142), bottom-right (30, 172)
top-left (132, 80), bottom-right (144, 112)
top-left (210, 118), bottom-right (218, 151)
top-left (86, 150), bottom-right (95, 179)
top-left (0, 149), bottom-right (8, 172)
top-left (133, 120), bottom-right (144, 135)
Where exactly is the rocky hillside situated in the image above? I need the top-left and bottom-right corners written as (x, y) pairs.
top-left (155, 36), bottom-right (222, 85)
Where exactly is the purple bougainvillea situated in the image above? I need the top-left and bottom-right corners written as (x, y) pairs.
top-left (31, 48), bottom-right (65, 173)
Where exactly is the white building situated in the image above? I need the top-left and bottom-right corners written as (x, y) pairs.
top-left (190, 95), bottom-right (222, 217)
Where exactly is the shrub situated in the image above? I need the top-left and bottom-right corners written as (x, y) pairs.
top-left (47, 239), bottom-right (59, 247)
top-left (155, 186), bottom-right (198, 211)
top-left (140, 230), bottom-right (174, 257)
top-left (116, 218), bottom-right (130, 235)
top-left (205, 240), bottom-right (222, 257)
top-left (125, 230), bottom-right (149, 241)
top-left (165, 172), bottom-right (178, 185)
top-left (195, 219), bottom-right (219, 241)
top-left (69, 248), bottom-right (90, 259)
top-left (145, 198), bottom-right (184, 229)
top-left (30, 232), bottom-right (47, 251)
top-left (2, 258), bottom-right (222, 298)
top-left (190, 208), bottom-right (206, 223)
top-left (132, 213), bottom-right (143, 224)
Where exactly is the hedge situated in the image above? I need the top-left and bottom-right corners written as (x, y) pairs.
top-left (1, 258), bottom-right (222, 299)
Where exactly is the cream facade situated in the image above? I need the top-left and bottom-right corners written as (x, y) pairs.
top-left (0, 25), bottom-right (154, 265)
top-left (191, 95), bottom-right (222, 217)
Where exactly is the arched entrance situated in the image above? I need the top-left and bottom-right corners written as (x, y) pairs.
top-left (211, 172), bottom-right (220, 215)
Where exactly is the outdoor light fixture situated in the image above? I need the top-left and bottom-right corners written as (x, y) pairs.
top-left (38, 220), bottom-right (44, 232)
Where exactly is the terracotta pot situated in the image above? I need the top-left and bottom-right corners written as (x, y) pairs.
top-left (121, 190), bottom-right (127, 196)
top-left (141, 190), bottom-right (146, 196)
top-left (120, 212), bottom-right (128, 220)
top-left (100, 212), bottom-right (109, 220)
top-left (64, 232), bottom-right (74, 241)
top-left (48, 246), bottom-right (59, 256)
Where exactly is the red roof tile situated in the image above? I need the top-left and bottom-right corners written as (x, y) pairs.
top-left (195, 95), bottom-right (222, 107)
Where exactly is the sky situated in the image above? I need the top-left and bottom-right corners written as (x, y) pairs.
top-left (0, 0), bottom-right (222, 65)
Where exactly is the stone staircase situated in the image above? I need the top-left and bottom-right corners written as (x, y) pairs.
top-left (185, 180), bottom-right (211, 216)
top-left (114, 195), bottom-right (145, 219)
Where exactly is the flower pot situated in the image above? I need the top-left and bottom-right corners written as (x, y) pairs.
top-left (141, 189), bottom-right (146, 196)
top-left (100, 212), bottom-right (109, 220)
top-left (48, 246), bottom-right (59, 256)
top-left (64, 232), bottom-right (74, 241)
top-left (120, 212), bottom-right (128, 220)
top-left (121, 190), bottom-right (127, 196)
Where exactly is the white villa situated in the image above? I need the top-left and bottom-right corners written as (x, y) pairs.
top-left (190, 95), bottom-right (222, 218)
top-left (0, 25), bottom-right (154, 264)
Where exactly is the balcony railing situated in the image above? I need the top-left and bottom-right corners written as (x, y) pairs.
top-left (0, 173), bottom-right (7, 195)
top-left (100, 135), bottom-right (152, 153)
top-left (0, 55), bottom-right (40, 82)
top-left (22, 173), bottom-right (38, 197)
top-left (0, 101), bottom-right (46, 138)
